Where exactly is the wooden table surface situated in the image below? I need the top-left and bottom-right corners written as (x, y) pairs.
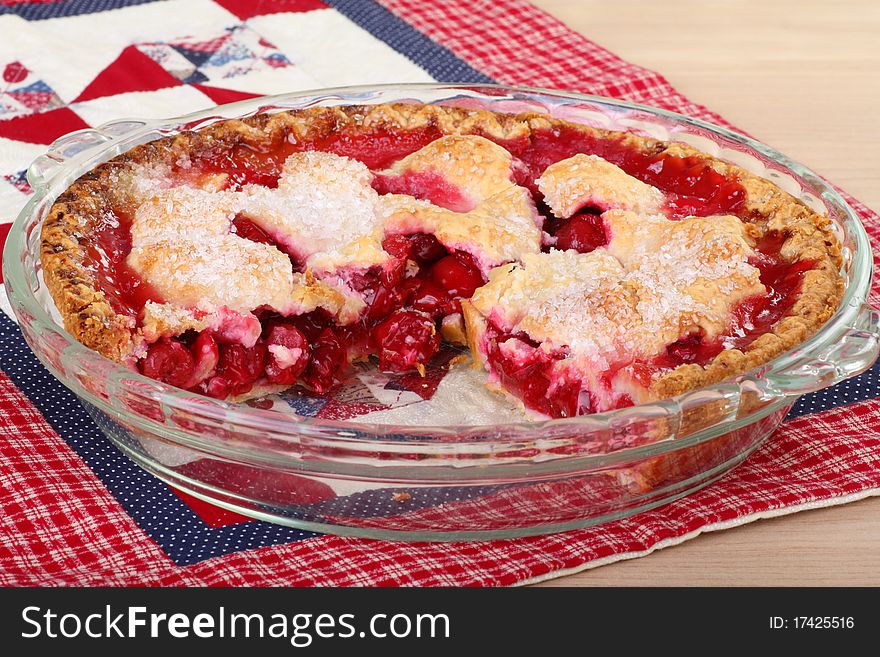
top-left (528, 0), bottom-right (880, 586)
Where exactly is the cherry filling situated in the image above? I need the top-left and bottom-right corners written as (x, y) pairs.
top-left (230, 214), bottom-right (275, 245)
top-left (84, 210), bottom-right (163, 318)
top-left (484, 331), bottom-right (587, 418)
top-left (372, 170), bottom-right (473, 212)
top-left (647, 233), bottom-right (814, 371)
top-left (301, 328), bottom-right (346, 394)
top-left (231, 214), bottom-right (304, 270)
top-left (140, 332), bottom-right (218, 391)
top-left (352, 233), bottom-right (484, 372)
top-left (281, 311), bottom-right (351, 394)
top-left (356, 233), bottom-right (486, 325)
top-left (213, 341), bottom-right (267, 397)
top-left (264, 324), bottom-right (309, 385)
top-left (313, 126), bottom-right (444, 170)
top-left (140, 340), bottom-right (196, 389)
top-left (372, 309), bottom-right (440, 373)
top-left (193, 133), bottom-right (291, 189)
top-left (547, 211), bottom-right (608, 254)
top-left (137, 313), bottom-right (347, 398)
top-left (506, 126), bottom-right (747, 219)
top-left (189, 126), bottom-right (443, 191)
top-left (729, 235), bottom-right (817, 349)
top-left (664, 332), bottom-right (708, 365)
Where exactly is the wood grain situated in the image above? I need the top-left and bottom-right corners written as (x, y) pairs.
top-left (527, 0), bottom-right (880, 586)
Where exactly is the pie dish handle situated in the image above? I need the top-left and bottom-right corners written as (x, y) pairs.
top-left (26, 119), bottom-right (150, 191)
top-left (755, 302), bottom-right (880, 398)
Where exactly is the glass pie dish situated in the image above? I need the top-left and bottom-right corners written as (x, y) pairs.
top-left (4, 83), bottom-right (879, 540)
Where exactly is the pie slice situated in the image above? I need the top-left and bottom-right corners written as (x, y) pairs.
top-left (462, 211), bottom-right (768, 415)
top-left (41, 103), bottom-right (843, 413)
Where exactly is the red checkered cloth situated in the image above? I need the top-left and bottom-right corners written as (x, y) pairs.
top-left (1, 0), bottom-right (879, 586)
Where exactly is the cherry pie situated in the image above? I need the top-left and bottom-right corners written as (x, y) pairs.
top-left (41, 104), bottom-right (843, 415)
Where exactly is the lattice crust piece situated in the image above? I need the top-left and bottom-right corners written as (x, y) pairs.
top-left (537, 153), bottom-right (664, 218)
top-left (382, 134), bottom-right (518, 209)
top-left (126, 184), bottom-right (355, 349)
top-left (465, 212), bottom-right (767, 410)
top-left (40, 103), bottom-right (844, 409)
top-left (379, 135), bottom-right (542, 273)
top-left (604, 210), bottom-right (764, 342)
top-left (130, 190), bottom-right (303, 314)
top-left (240, 151), bottom-right (389, 275)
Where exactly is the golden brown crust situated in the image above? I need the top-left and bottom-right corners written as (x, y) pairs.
top-left (41, 169), bottom-right (139, 361)
top-left (41, 102), bottom-right (844, 401)
top-left (459, 299), bottom-right (487, 369)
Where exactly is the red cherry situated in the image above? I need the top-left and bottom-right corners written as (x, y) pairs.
top-left (430, 252), bottom-right (484, 298)
top-left (379, 236), bottom-right (411, 288)
top-left (489, 340), bottom-right (583, 418)
top-left (510, 156), bottom-right (538, 195)
top-left (302, 328), bottom-right (346, 394)
top-left (215, 341), bottom-right (268, 396)
top-left (205, 376), bottom-right (231, 399)
top-left (372, 309), bottom-right (440, 373)
top-left (408, 233), bottom-right (447, 264)
top-left (554, 213), bottom-right (607, 253)
top-left (613, 394), bottom-right (635, 410)
top-left (265, 324), bottom-right (309, 385)
top-left (381, 234), bottom-right (413, 261)
top-left (289, 310), bottom-right (332, 341)
top-left (140, 340), bottom-right (196, 389)
top-left (408, 279), bottom-right (451, 318)
top-left (366, 283), bottom-right (403, 321)
top-left (232, 215), bottom-right (275, 245)
top-left (665, 333), bottom-right (704, 365)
